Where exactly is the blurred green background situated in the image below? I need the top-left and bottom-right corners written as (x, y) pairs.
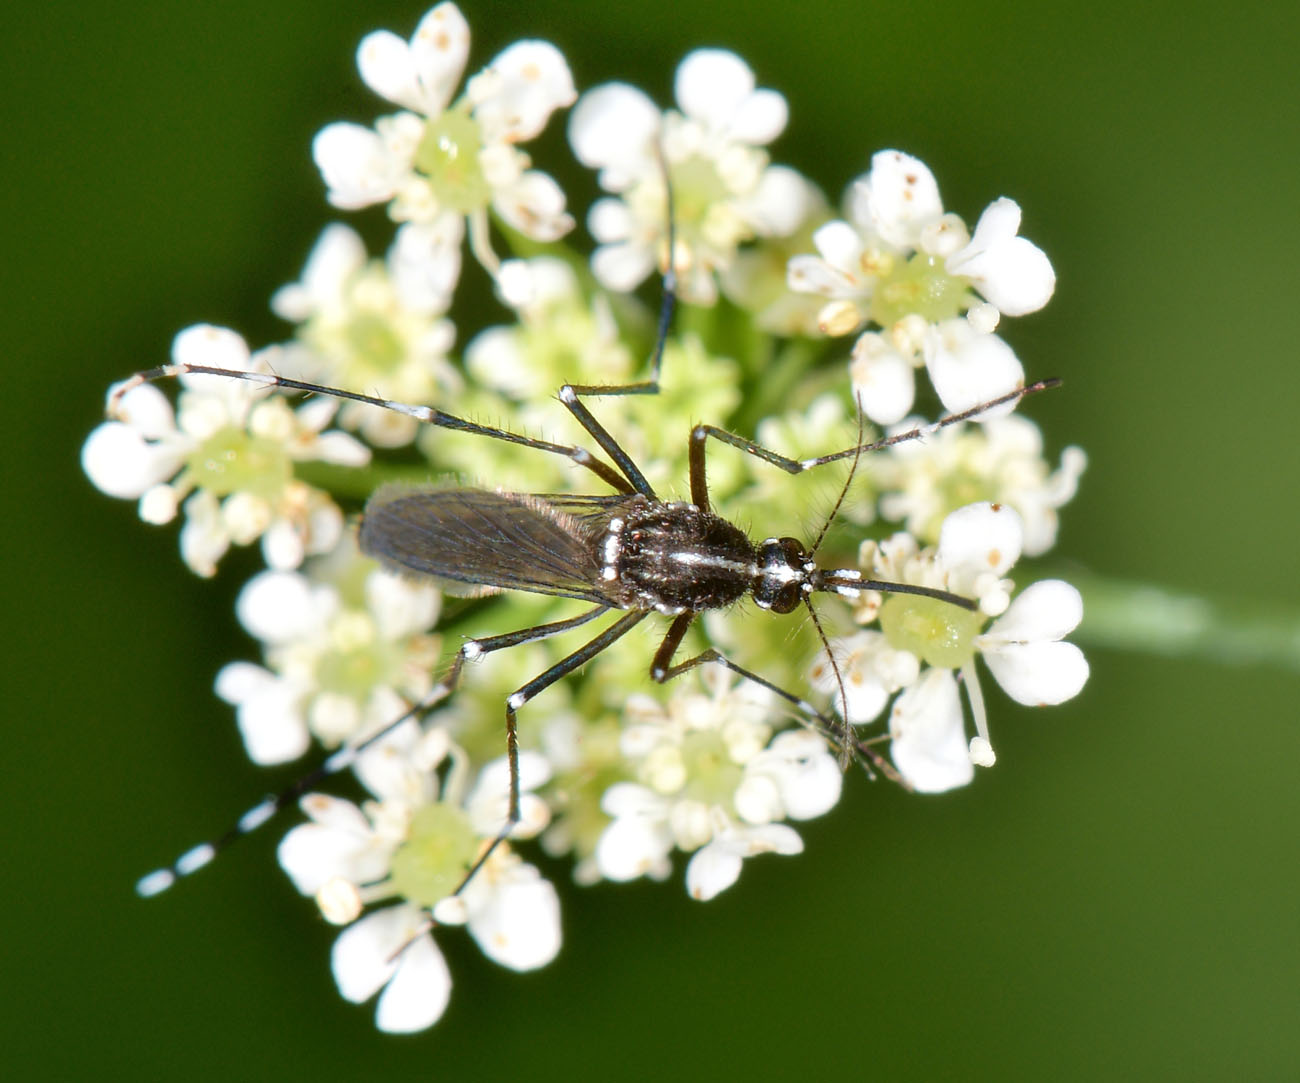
top-left (4, 1), bottom-right (1297, 1078)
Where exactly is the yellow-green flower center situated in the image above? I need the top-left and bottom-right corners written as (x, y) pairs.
top-left (880, 593), bottom-right (983, 669)
top-left (315, 642), bottom-right (396, 700)
top-left (187, 425), bottom-right (291, 499)
top-left (389, 803), bottom-right (480, 907)
top-left (414, 108), bottom-right (490, 213)
top-left (870, 253), bottom-right (969, 328)
top-left (681, 729), bottom-right (743, 805)
top-left (669, 154), bottom-right (730, 229)
top-left (343, 311), bottom-right (406, 374)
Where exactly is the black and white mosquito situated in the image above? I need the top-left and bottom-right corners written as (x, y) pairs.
top-left (117, 208), bottom-right (1057, 902)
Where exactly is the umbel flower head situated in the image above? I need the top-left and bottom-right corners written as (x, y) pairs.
top-left (312, 1), bottom-right (576, 284)
top-left (788, 150), bottom-right (1056, 425)
top-left (84, 3), bottom-right (1089, 1035)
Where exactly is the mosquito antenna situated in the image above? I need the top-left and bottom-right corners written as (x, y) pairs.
top-left (807, 393), bottom-right (869, 559)
top-left (802, 596), bottom-right (860, 772)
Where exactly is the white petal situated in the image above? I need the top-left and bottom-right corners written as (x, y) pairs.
top-left (390, 217), bottom-right (464, 312)
top-left (272, 223), bottom-right (367, 320)
top-left (178, 490), bottom-right (228, 577)
top-left (924, 321), bottom-right (1025, 418)
top-left (569, 83), bottom-right (660, 186)
top-left (375, 933), bottom-right (451, 1034)
top-left (81, 422), bottom-right (182, 499)
top-left (357, 30), bottom-right (430, 114)
top-left (467, 867), bottom-right (561, 970)
top-left (467, 751), bottom-right (553, 836)
top-left (236, 569), bottom-right (329, 643)
top-left (733, 775), bottom-right (783, 824)
top-left (686, 825), bottom-right (803, 901)
top-left (685, 839), bottom-right (743, 901)
top-left (332, 906), bottom-right (406, 1002)
top-left (596, 817), bottom-right (673, 881)
top-left (313, 123), bottom-right (401, 210)
top-left (260, 518), bottom-right (305, 571)
top-left (491, 170), bottom-right (573, 241)
top-left (674, 50), bottom-right (754, 132)
top-left (311, 431), bottom-right (373, 467)
top-left (106, 382), bottom-right (176, 438)
top-left (173, 323), bottom-right (250, 372)
top-left (366, 569), bottom-right (440, 640)
top-left (587, 197), bottom-right (635, 244)
top-left (861, 150), bottom-right (944, 248)
top-left (470, 40), bottom-right (575, 144)
top-left (937, 501), bottom-right (1023, 578)
top-left (813, 219), bottom-right (866, 273)
top-left (139, 484), bottom-right (178, 524)
top-left (983, 641), bottom-right (1089, 706)
top-left (300, 792), bottom-right (373, 833)
top-left (947, 198), bottom-right (1055, 316)
top-left (359, 6), bottom-right (468, 115)
top-left (729, 88), bottom-right (788, 145)
top-left (277, 820), bottom-right (373, 896)
top-left (983, 580), bottom-right (1083, 645)
top-left (758, 730), bottom-right (842, 820)
top-left (738, 165), bottom-right (809, 236)
top-left (231, 679), bottom-right (310, 765)
top-left (591, 242), bottom-right (655, 293)
top-left (889, 669), bottom-right (974, 793)
top-left (786, 254), bottom-right (852, 298)
top-left (850, 334), bottom-right (916, 426)
top-left (406, 2), bottom-right (471, 113)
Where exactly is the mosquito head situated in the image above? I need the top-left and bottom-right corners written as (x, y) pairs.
top-left (752, 536), bottom-right (814, 614)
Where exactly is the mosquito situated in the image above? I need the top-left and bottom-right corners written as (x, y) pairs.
top-left (119, 213), bottom-right (1058, 902)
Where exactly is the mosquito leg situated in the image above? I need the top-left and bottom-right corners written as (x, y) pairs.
top-left (449, 608), bottom-right (651, 900)
top-left (107, 365), bottom-right (636, 493)
top-left (684, 380), bottom-right (1061, 512)
top-left (545, 146), bottom-right (682, 496)
top-left (135, 604), bottom-right (614, 898)
top-left (645, 612), bottom-right (880, 776)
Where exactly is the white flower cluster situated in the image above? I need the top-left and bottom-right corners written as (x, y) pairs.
top-left (85, 4), bottom-right (1089, 1035)
top-left (789, 150), bottom-right (1057, 426)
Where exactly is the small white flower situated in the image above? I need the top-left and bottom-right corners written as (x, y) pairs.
top-left (464, 257), bottom-right (636, 403)
top-left (570, 49), bottom-right (801, 304)
top-left (861, 504), bottom-right (1088, 787)
top-left (83, 325), bottom-right (368, 576)
top-left (282, 723), bottom-right (561, 1031)
top-left (595, 672), bottom-right (838, 897)
top-left (218, 545), bottom-right (441, 763)
top-left (787, 149), bottom-right (1054, 423)
top-left (877, 413), bottom-right (1087, 555)
top-left (312, 3), bottom-right (575, 280)
top-left (271, 223), bottom-right (461, 447)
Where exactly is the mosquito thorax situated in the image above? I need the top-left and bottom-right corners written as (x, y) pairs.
top-left (603, 497), bottom-right (759, 615)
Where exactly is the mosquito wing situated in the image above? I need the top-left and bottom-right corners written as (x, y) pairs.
top-left (360, 485), bottom-right (619, 605)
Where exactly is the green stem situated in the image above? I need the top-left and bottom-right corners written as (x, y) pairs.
top-left (1067, 570), bottom-right (1300, 674)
